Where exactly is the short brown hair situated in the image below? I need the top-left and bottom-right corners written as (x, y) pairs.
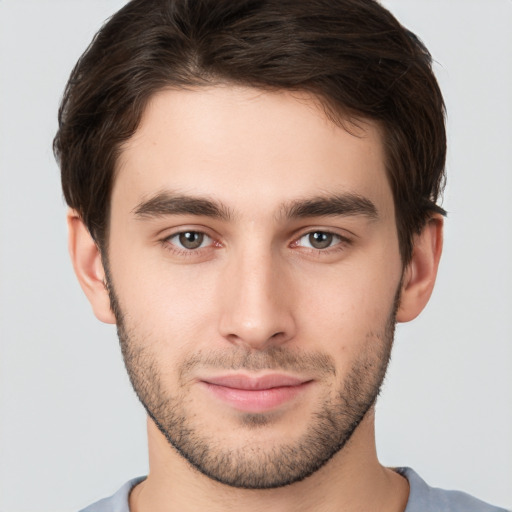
top-left (54, 0), bottom-right (446, 263)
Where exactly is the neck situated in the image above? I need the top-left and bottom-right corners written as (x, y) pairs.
top-left (130, 411), bottom-right (409, 512)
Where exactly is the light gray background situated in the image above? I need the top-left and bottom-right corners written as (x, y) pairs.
top-left (0, 1), bottom-right (511, 511)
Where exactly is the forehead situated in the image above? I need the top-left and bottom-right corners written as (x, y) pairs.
top-left (114, 86), bottom-right (392, 220)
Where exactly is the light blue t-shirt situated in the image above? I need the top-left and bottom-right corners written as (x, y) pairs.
top-left (79, 468), bottom-right (509, 512)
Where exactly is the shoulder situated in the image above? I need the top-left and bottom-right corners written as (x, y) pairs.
top-left (398, 467), bottom-right (509, 512)
top-left (79, 477), bottom-right (146, 512)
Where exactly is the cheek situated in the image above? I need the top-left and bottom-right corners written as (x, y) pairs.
top-left (108, 245), bottom-right (222, 356)
top-left (293, 256), bottom-right (401, 355)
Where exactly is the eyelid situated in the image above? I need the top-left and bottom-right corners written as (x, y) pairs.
top-left (167, 231), bottom-right (213, 249)
top-left (157, 225), bottom-right (353, 256)
top-left (290, 228), bottom-right (353, 251)
top-left (160, 226), bottom-right (222, 255)
top-left (159, 224), bottom-right (219, 240)
top-left (291, 226), bottom-right (353, 242)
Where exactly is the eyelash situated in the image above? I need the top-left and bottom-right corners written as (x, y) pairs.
top-left (291, 231), bottom-right (352, 253)
top-left (160, 229), bottom-right (352, 257)
top-left (161, 230), bottom-right (219, 257)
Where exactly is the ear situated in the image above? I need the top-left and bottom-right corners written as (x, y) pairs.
top-left (67, 209), bottom-right (116, 324)
top-left (396, 215), bottom-right (443, 323)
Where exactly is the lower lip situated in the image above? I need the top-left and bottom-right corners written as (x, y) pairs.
top-left (201, 381), bottom-right (311, 413)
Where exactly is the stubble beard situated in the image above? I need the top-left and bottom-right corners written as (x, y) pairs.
top-left (105, 269), bottom-right (399, 489)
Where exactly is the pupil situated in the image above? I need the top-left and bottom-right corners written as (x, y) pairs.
top-left (179, 232), bottom-right (203, 249)
top-left (309, 232), bottom-right (332, 249)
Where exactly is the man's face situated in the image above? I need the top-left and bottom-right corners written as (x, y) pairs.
top-left (106, 86), bottom-right (403, 488)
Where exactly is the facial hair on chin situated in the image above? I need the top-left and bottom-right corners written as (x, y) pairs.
top-left (104, 265), bottom-right (400, 489)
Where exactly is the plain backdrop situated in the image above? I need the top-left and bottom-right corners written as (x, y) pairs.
top-left (0, 1), bottom-right (511, 511)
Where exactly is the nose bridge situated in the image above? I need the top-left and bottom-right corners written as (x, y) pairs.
top-left (218, 240), bottom-right (295, 349)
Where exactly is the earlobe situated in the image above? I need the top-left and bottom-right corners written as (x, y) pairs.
top-left (396, 215), bottom-right (444, 323)
top-left (67, 210), bottom-right (116, 324)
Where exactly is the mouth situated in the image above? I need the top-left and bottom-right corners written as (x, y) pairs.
top-left (199, 374), bottom-right (314, 413)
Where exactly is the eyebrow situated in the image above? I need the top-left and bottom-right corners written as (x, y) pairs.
top-left (133, 192), bottom-right (233, 220)
top-left (132, 191), bottom-right (378, 222)
top-left (282, 193), bottom-right (378, 221)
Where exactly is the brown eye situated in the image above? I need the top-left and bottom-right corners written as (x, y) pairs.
top-left (177, 231), bottom-right (205, 249)
top-left (308, 231), bottom-right (334, 249)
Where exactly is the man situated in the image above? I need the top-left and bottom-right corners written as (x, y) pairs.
top-left (53, 0), bottom-right (508, 511)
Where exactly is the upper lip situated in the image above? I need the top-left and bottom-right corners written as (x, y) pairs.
top-left (201, 374), bottom-right (311, 390)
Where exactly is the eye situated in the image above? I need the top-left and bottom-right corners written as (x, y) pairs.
top-left (167, 231), bottom-right (212, 250)
top-left (296, 231), bottom-right (345, 250)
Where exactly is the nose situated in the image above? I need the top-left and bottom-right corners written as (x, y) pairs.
top-left (217, 248), bottom-right (296, 351)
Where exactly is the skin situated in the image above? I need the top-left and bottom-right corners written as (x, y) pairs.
top-left (68, 86), bottom-right (443, 512)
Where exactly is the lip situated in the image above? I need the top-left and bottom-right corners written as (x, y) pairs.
top-left (199, 374), bottom-right (313, 413)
